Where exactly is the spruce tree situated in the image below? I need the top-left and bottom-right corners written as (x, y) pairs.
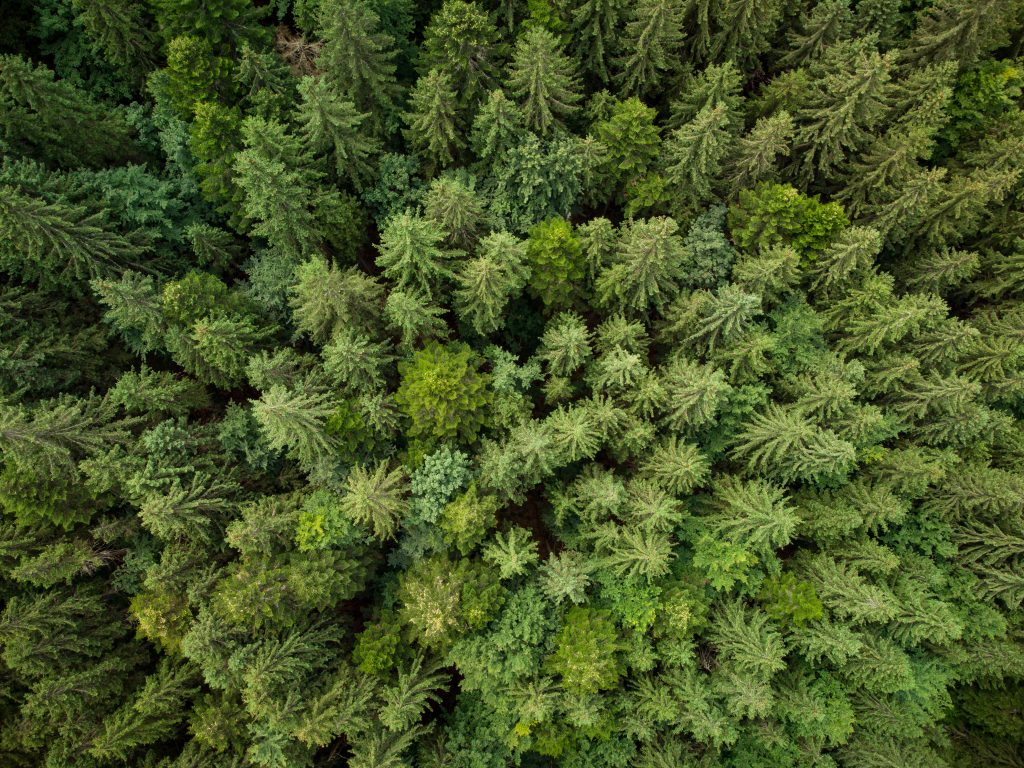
top-left (317, 0), bottom-right (402, 134)
top-left (508, 26), bottom-right (582, 136)
top-left (404, 69), bottom-right (463, 175)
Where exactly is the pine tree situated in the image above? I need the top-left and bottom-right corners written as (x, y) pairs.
top-left (482, 526), bottom-right (540, 578)
top-left (379, 655), bottom-right (448, 732)
top-left (395, 342), bottom-right (492, 445)
top-left (317, 0), bottom-right (402, 134)
top-left (539, 311), bottom-right (593, 377)
top-left (421, 0), bottom-right (503, 108)
top-left (90, 662), bottom-right (199, 761)
top-left (423, 174), bottom-right (488, 250)
top-left (0, 186), bottom-right (150, 292)
top-left (593, 96), bottom-right (662, 191)
top-left (508, 27), bottom-right (582, 136)
top-left (709, 601), bottom-right (786, 680)
top-left (570, 0), bottom-right (626, 83)
top-left (640, 436), bottom-right (711, 494)
top-left (836, 123), bottom-right (934, 220)
top-left (705, 476), bottom-right (798, 556)
top-left (322, 328), bottom-right (394, 392)
top-left (290, 256), bottom-right (385, 343)
top-left (404, 69), bottom-right (463, 175)
top-left (663, 105), bottom-right (733, 208)
top-left (376, 210), bottom-right (461, 299)
top-left (668, 61), bottom-right (744, 129)
top-left (731, 403), bottom-right (856, 483)
top-left (454, 231), bottom-right (529, 335)
top-left (596, 216), bottom-right (687, 314)
top-left (544, 607), bottom-right (624, 694)
top-left (524, 217), bottom-right (586, 309)
top-left (297, 76), bottom-right (379, 187)
top-left (614, 0), bottom-right (685, 97)
top-left (659, 356), bottom-right (731, 431)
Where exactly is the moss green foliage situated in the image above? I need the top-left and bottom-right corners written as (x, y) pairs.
top-left (2, 4), bottom-right (1024, 768)
top-left (395, 341), bottom-right (492, 446)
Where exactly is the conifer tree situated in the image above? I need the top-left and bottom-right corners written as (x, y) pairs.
top-left (790, 40), bottom-right (894, 182)
top-left (901, 0), bottom-right (1021, 68)
top-left (592, 96), bottom-right (661, 191)
top-left (0, 55), bottom-right (141, 168)
top-left (297, 76), bottom-right (379, 187)
top-left (317, 0), bottom-right (402, 134)
top-left (376, 210), bottom-right (461, 299)
top-left (780, 0), bottom-right (853, 67)
top-left (71, 0), bottom-right (159, 82)
top-left (423, 174), bottom-right (489, 249)
top-left (404, 69), bottom-right (463, 175)
top-left (614, 0), bottom-right (685, 97)
top-left (709, 0), bottom-right (786, 65)
top-left (421, 0), bottom-right (503, 108)
top-left (0, 186), bottom-right (150, 292)
top-left (663, 105), bottom-right (733, 208)
top-left (596, 216), bottom-right (687, 314)
top-left (469, 89), bottom-right (528, 173)
top-left (508, 27), bottom-right (582, 136)
top-left (252, 382), bottom-right (336, 468)
top-left (569, 0), bottom-right (625, 83)
top-left (454, 231), bottom-right (529, 335)
top-left (341, 462), bottom-right (408, 540)
top-left (725, 111), bottom-right (794, 191)
top-left (233, 116), bottom-right (332, 261)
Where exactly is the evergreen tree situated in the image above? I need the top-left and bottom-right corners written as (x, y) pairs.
top-left (233, 116), bottom-right (334, 261)
top-left (423, 174), bottom-right (489, 249)
top-left (0, 54), bottom-right (141, 168)
top-left (614, 0), bottom-right (685, 97)
top-left (469, 89), bottom-right (528, 173)
top-left (901, 0), bottom-right (1021, 68)
top-left (71, 0), bottom-right (159, 83)
top-left (454, 231), bottom-right (529, 335)
top-left (297, 76), bottom-right (379, 187)
top-left (376, 210), bottom-right (461, 299)
top-left (0, 186), bottom-right (150, 292)
top-left (780, 0), bottom-right (854, 68)
top-left (570, 0), bottom-right (626, 83)
top-left (421, 0), bottom-right (503, 108)
top-left (725, 111), bottom-right (794, 191)
top-left (596, 216), bottom-right (687, 314)
top-left (317, 0), bottom-right (402, 134)
top-left (790, 40), bottom-right (894, 182)
top-left (404, 69), bottom-right (463, 174)
top-left (663, 104), bottom-right (733, 208)
top-left (341, 462), bottom-right (408, 539)
top-left (592, 96), bottom-right (661, 191)
top-left (508, 26), bottom-right (582, 135)
top-left (709, 0), bottom-right (786, 65)
top-left (252, 382), bottom-right (337, 468)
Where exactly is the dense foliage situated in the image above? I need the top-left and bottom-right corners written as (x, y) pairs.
top-left (1, 1), bottom-right (1024, 767)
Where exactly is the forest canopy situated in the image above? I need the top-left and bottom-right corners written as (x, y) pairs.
top-left (1, 1), bottom-right (1024, 767)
